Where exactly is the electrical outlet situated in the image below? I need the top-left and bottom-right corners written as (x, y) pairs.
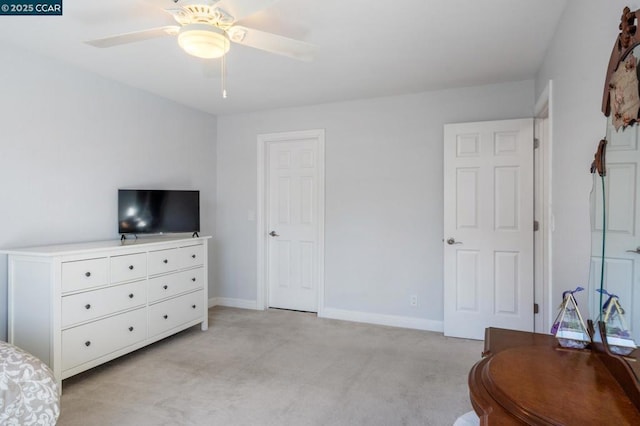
top-left (410, 295), bottom-right (418, 307)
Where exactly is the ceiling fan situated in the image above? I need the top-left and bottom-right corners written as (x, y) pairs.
top-left (85, 0), bottom-right (315, 62)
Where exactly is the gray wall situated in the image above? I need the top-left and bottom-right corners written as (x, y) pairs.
top-left (9, 0), bottom-right (622, 338)
top-left (0, 41), bottom-right (217, 341)
top-left (215, 80), bottom-right (534, 327)
top-left (536, 0), bottom-right (633, 315)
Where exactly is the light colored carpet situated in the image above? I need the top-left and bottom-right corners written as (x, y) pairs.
top-left (58, 306), bottom-right (483, 426)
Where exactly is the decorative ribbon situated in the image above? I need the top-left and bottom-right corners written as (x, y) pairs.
top-left (596, 288), bottom-right (619, 311)
top-left (562, 286), bottom-right (584, 301)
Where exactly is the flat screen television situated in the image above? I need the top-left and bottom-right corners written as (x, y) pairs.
top-left (118, 189), bottom-right (200, 235)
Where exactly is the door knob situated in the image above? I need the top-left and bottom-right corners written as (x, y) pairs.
top-left (269, 231), bottom-right (279, 237)
top-left (446, 238), bottom-right (462, 245)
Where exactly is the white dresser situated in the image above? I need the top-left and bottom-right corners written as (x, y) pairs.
top-left (2, 236), bottom-right (210, 389)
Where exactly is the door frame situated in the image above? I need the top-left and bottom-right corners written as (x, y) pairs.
top-left (534, 80), bottom-right (553, 333)
top-left (256, 129), bottom-right (326, 313)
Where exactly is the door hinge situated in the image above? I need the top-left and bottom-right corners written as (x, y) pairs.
top-left (534, 220), bottom-right (539, 231)
top-left (534, 138), bottom-right (540, 149)
top-left (534, 303), bottom-right (539, 314)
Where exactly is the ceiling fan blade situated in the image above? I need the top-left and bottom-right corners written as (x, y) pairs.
top-left (227, 25), bottom-right (314, 61)
top-left (85, 26), bottom-right (179, 48)
top-left (215, 0), bottom-right (279, 21)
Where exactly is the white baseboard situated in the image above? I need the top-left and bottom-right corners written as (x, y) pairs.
top-left (319, 307), bottom-right (443, 333)
top-left (209, 297), bottom-right (259, 310)
top-left (208, 299), bottom-right (443, 333)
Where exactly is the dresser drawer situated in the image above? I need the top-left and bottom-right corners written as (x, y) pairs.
top-left (147, 268), bottom-right (204, 303)
top-left (148, 248), bottom-right (178, 276)
top-left (62, 258), bottom-right (108, 293)
top-left (111, 253), bottom-right (146, 283)
top-left (178, 245), bottom-right (204, 269)
top-left (148, 290), bottom-right (203, 337)
top-left (62, 307), bottom-right (147, 371)
top-left (61, 280), bottom-right (147, 328)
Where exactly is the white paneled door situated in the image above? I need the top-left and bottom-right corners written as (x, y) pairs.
top-left (590, 120), bottom-right (640, 343)
top-left (265, 134), bottom-right (323, 312)
top-left (444, 119), bottom-right (534, 339)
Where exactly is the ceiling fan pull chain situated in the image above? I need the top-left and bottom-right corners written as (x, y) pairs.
top-left (221, 53), bottom-right (228, 99)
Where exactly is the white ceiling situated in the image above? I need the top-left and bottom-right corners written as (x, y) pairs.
top-left (0, 0), bottom-right (567, 115)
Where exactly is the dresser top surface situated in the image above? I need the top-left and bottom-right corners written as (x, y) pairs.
top-left (471, 327), bottom-right (640, 424)
top-left (1, 235), bottom-right (211, 257)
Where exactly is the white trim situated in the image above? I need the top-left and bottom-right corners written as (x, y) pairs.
top-left (257, 137), bottom-right (266, 310)
top-left (534, 80), bottom-right (554, 334)
top-left (534, 83), bottom-right (550, 117)
top-left (320, 308), bottom-right (444, 332)
top-left (256, 129), bottom-right (326, 314)
top-left (209, 297), bottom-right (259, 310)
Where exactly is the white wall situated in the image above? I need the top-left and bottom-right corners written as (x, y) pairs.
top-left (0, 41), bottom-right (217, 341)
top-left (536, 0), bottom-right (632, 316)
top-left (215, 80), bottom-right (534, 329)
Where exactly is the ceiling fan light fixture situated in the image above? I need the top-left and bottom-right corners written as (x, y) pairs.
top-left (177, 23), bottom-right (230, 59)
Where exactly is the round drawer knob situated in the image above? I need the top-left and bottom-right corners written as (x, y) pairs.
top-left (128, 265), bottom-right (134, 270)
top-left (163, 259), bottom-right (168, 264)
top-left (85, 341), bottom-right (91, 347)
top-left (163, 314), bottom-right (168, 319)
top-left (129, 293), bottom-right (134, 299)
top-left (85, 304), bottom-right (91, 310)
top-left (191, 254), bottom-right (196, 259)
top-left (191, 277), bottom-right (196, 282)
top-left (129, 326), bottom-right (134, 332)
top-left (85, 272), bottom-right (91, 277)
top-left (192, 304), bottom-right (196, 309)
top-left (163, 285), bottom-right (168, 290)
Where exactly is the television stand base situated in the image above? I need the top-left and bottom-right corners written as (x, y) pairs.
top-left (192, 231), bottom-right (199, 238)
